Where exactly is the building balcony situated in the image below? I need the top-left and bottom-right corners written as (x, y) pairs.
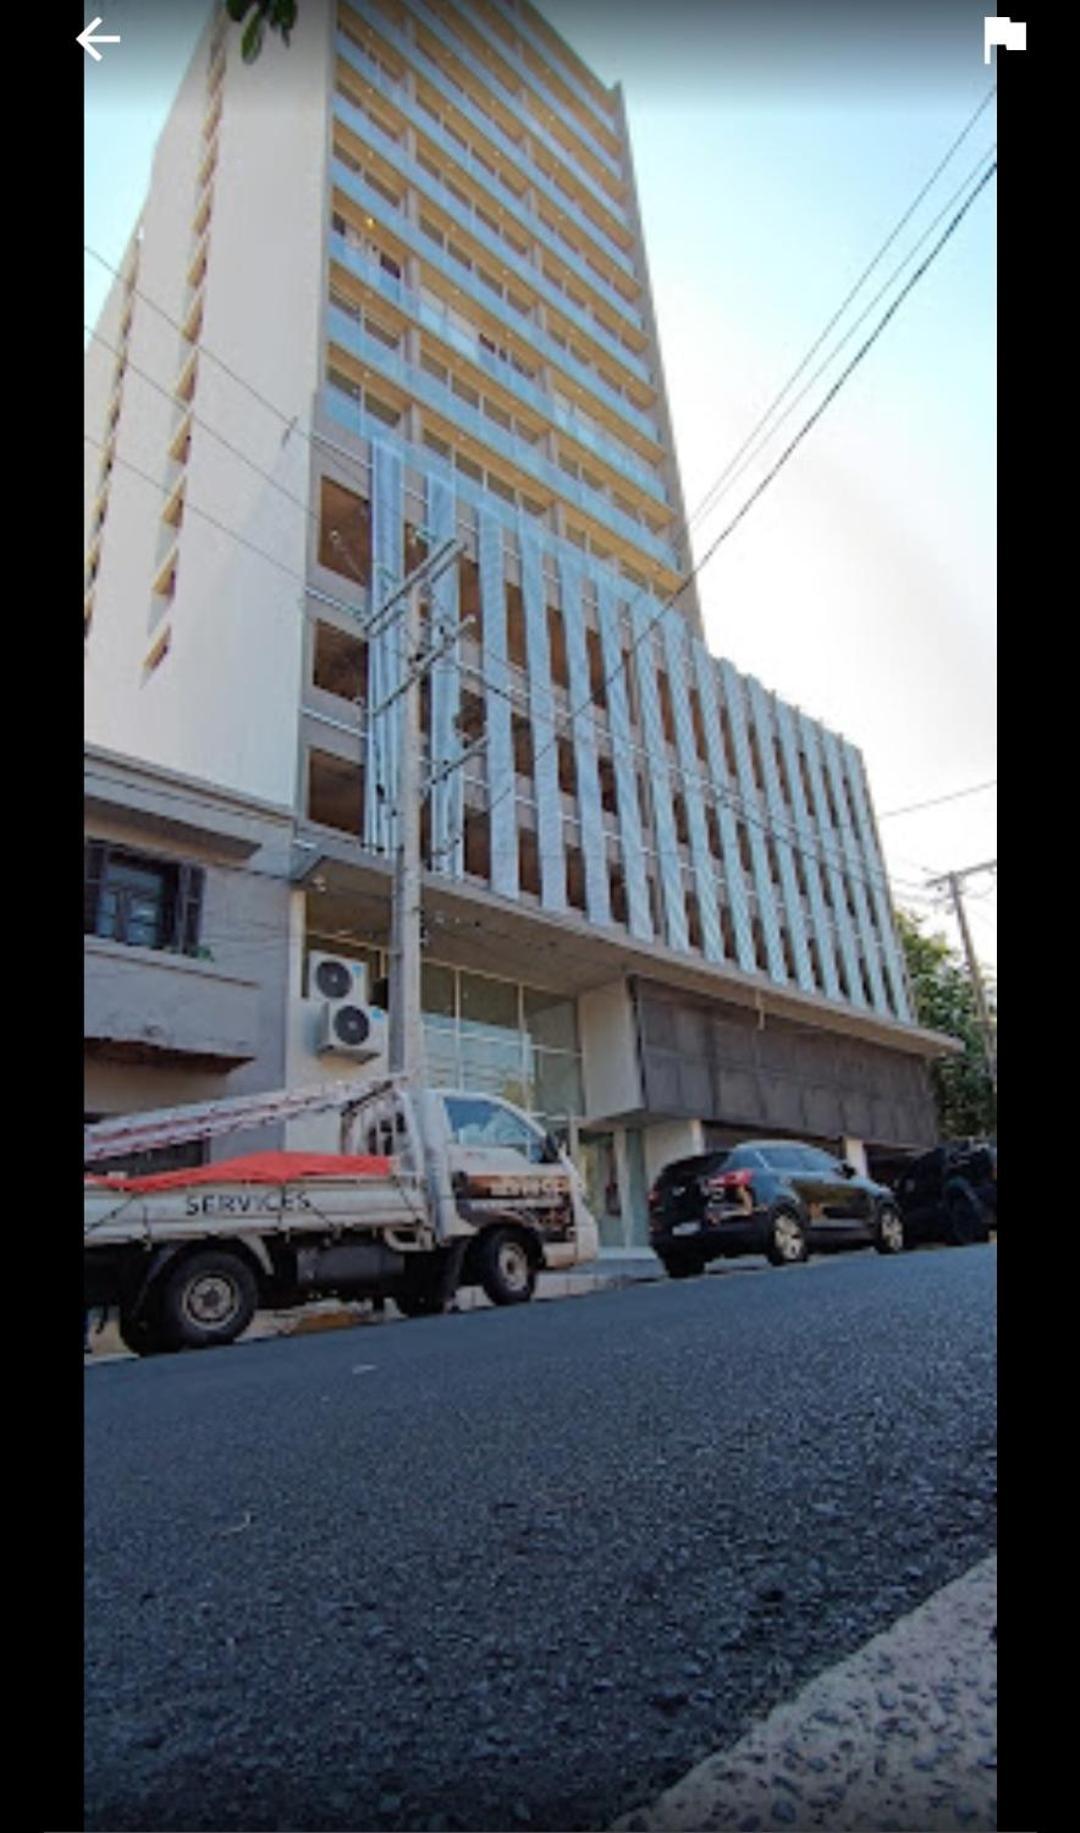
top-left (484, 0), bottom-right (617, 150)
top-left (332, 158), bottom-right (650, 389)
top-left (329, 236), bottom-right (665, 498)
top-left (85, 936), bottom-right (260, 1066)
top-left (450, 0), bottom-right (623, 181)
top-left (326, 307), bottom-right (676, 565)
top-left (401, 0), bottom-right (623, 191)
top-left (319, 384), bottom-right (680, 587)
top-left (337, 31), bottom-right (634, 281)
top-left (340, 8), bottom-right (631, 242)
top-left (330, 229), bottom-right (658, 449)
top-left (333, 86), bottom-right (641, 331)
top-left (197, 133), bottom-right (218, 194)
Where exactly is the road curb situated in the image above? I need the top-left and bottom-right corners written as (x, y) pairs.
top-left (83, 1257), bottom-right (669, 1360)
top-left (612, 1554), bottom-right (997, 1832)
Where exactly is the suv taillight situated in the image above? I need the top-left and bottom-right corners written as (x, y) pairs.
top-left (704, 1168), bottom-right (754, 1196)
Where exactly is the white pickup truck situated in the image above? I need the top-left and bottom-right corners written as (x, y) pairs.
top-left (84, 1079), bottom-right (599, 1355)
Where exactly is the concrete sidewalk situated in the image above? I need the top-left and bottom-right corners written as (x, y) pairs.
top-left (612, 1554), bottom-right (997, 1833)
top-left (83, 1248), bottom-right (671, 1360)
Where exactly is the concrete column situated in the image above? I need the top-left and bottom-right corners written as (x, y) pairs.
top-left (612, 1128), bottom-right (634, 1249)
top-left (643, 1119), bottom-right (704, 1190)
top-left (842, 1137), bottom-right (868, 1177)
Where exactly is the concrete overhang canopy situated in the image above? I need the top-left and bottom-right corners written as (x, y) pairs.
top-left (292, 829), bottom-right (957, 1062)
top-left (84, 746), bottom-right (295, 862)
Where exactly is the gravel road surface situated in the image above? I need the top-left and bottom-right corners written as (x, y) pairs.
top-left (85, 1242), bottom-right (996, 1830)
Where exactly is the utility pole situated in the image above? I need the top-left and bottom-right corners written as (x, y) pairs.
top-left (387, 570), bottom-right (425, 1080)
top-left (926, 861), bottom-right (997, 1088)
top-left (358, 537), bottom-right (464, 1081)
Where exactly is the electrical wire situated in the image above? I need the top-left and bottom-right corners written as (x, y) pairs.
top-left (82, 422), bottom-right (924, 916)
top-left (473, 159), bottom-right (998, 908)
top-left (675, 144), bottom-right (996, 541)
top-left (878, 779), bottom-right (996, 820)
top-left (85, 106), bottom-right (995, 966)
top-left (675, 86), bottom-right (996, 542)
top-left (81, 440), bottom-right (926, 931)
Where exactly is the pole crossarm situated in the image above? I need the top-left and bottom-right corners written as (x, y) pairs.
top-left (363, 616), bottom-right (477, 726)
top-left (423, 730), bottom-right (489, 797)
top-left (362, 539), bottom-right (463, 643)
top-left (925, 859), bottom-right (996, 890)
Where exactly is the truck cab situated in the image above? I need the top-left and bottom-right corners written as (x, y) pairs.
top-left (357, 1089), bottom-right (598, 1298)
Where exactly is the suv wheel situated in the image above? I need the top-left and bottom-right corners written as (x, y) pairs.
top-left (766, 1208), bottom-right (808, 1267)
top-left (875, 1203), bottom-right (905, 1255)
top-left (944, 1184), bottom-right (990, 1246)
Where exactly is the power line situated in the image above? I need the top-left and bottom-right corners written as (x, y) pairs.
top-left (680, 162), bottom-right (998, 565)
top-left (83, 429), bottom-right (414, 678)
top-left (83, 418), bottom-right (919, 912)
top-left (83, 428), bottom-right (924, 922)
top-left (85, 320), bottom-right (328, 539)
top-left (474, 158), bottom-right (997, 911)
top-left (878, 779), bottom-right (996, 820)
top-left (679, 143), bottom-right (996, 541)
top-left (85, 431), bottom-right (308, 600)
top-left (672, 85), bottom-right (996, 546)
top-left (86, 116), bottom-right (993, 955)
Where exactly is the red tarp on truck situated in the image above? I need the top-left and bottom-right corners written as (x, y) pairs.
top-left (84, 1152), bottom-right (395, 1193)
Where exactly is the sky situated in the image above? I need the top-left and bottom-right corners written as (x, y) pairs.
top-left (83, 0), bottom-right (997, 974)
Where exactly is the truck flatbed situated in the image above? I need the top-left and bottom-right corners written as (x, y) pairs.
top-left (84, 1149), bottom-right (431, 1248)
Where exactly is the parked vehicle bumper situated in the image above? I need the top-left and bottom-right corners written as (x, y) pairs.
top-left (653, 1206), bottom-right (772, 1261)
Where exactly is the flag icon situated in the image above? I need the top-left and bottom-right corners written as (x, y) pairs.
top-left (984, 16), bottom-right (1027, 63)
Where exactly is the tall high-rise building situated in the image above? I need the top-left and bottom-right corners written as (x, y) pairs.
top-left (84, 0), bottom-right (948, 1232)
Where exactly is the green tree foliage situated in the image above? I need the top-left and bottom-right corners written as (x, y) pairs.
top-left (225, 0), bottom-right (298, 63)
top-left (896, 908), bottom-right (996, 1139)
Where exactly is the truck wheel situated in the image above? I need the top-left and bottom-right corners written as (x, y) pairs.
top-left (117, 1304), bottom-right (169, 1357)
top-left (158, 1250), bottom-right (258, 1350)
top-left (477, 1229), bottom-right (536, 1306)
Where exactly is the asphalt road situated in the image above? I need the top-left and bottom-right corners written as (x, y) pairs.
top-left (84, 1243), bottom-right (996, 1832)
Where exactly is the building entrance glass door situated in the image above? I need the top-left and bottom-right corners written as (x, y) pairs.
top-left (578, 1130), bottom-right (624, 1250)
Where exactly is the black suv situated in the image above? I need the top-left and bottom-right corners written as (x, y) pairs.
top-left (648, 1139), bottom-right (904, 1277)
top-left (893, 1140), bottom-right (996, 1246)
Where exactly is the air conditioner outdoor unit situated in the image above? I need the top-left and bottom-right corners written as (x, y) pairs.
top-left (308, 953), bottom-right (386, 1062)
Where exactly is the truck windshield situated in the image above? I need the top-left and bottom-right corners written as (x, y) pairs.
top-left (443, 1097), bottom-right (549, 1162)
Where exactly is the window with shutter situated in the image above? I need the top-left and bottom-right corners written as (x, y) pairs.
top-left (83, 844), bottom-right (204, 955)
top-left (178, 864), bottom-right (205, 955)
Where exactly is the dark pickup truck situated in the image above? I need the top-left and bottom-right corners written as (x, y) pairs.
top-left (893, 1140), bottom-right (996, 1246)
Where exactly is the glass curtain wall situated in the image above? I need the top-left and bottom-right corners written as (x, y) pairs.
top-left (307, 938), bottom-right (584, 1137)
top-left (422, 963), bottom-right (584, 1140)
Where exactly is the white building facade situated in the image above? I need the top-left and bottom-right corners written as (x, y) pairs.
top-left (85, 0), bottom-right (946, 1244)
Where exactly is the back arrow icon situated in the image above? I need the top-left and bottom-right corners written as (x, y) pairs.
top-left (79, 17), bottom-right (121, 62)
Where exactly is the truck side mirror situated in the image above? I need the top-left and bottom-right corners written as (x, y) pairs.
top-left (541, 1133), bottom-right (562, 1164)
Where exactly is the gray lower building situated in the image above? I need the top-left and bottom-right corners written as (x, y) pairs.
top-left (84, 746), bottom-right (294, 1166)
